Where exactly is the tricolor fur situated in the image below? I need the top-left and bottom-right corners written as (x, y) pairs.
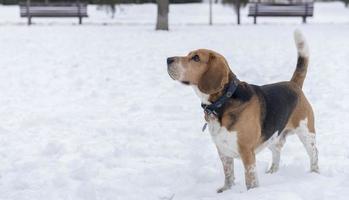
top-left (167, 30), bottom-right (319, 192)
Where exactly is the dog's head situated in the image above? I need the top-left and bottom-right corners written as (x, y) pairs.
top-left (167, 49), bottom-right (231, 94)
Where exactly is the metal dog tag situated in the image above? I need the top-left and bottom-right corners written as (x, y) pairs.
top-left (202, 123), bottom-right (208, 132)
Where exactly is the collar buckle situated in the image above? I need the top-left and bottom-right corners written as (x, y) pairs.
top-left (226, 91), bottom-right (233, 98)
top-left (202, 104), bottom-right (217, 116)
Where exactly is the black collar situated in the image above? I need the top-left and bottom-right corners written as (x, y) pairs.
top-left (201, 79), bottom-right (239, 117)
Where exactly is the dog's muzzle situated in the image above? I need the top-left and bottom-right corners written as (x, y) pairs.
top-left (167, 57), bottom-right (180, 80)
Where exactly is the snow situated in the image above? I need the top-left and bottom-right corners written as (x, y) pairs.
top-left (0, 2), bottom-right (348, 200)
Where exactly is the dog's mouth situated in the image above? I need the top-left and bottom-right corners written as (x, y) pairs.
top-left (167, 66), bottom-right (181, 81)
top-left (181, 81), bottom-right (190, 85)
top-left (168, 71), bottom-right (190, 85)
top-left (167, 70), bottom-right (178, 80)
top-left (168, 68), bottom-right (190, 85)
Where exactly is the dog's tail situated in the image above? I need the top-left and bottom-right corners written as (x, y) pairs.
top-left (291, 29), bottom-right (309, 89)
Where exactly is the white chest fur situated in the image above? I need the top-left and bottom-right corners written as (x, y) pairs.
top-left (192, 85), bottom-right (240, 158)
top-left (208, 119), bottom-right (240, 158)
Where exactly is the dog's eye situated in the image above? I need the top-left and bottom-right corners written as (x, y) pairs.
top-left (192, 55), bottom-right (200, 62)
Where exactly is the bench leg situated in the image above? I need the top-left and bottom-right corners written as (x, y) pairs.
top-left (28, 17), bottom-right (32, 25)
top-left (254, 16), bottom-right (257, 24)
top-left (303, 17), bottom-right (306, 24)
top-left (79, 17), bottom-right (82, 25)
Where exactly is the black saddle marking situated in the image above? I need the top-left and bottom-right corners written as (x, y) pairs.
top-left (253, 83), bottom-right (298, 142)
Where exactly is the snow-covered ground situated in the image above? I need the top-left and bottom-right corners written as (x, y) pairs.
top-left (0, 2), bottom-right (348, 200)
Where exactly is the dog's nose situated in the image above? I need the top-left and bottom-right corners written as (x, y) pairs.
top-left (167, 57), bottom-right (175, 65)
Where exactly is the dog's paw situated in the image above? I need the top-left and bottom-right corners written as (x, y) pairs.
top-left (266, 164), bottom-right (279, 174)
top-left (216, 185), bottom-right (231, 193)
top-left (246, 183), bottom-right (259, 190)
top-left (310, 165), bottom-right (320, 173)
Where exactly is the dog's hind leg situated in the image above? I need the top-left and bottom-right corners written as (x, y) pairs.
top-left (266, 130), bottom-right (288, 173)
top-left (216, 150), bottom-right (235, 193)
top-left (296, 121), bottom-right (319, 173)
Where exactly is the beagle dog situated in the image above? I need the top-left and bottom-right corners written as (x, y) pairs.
top-left (167, 30), bottom-right (319, 192)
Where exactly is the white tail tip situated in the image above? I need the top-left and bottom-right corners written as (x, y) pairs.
top-left (294, 29), bottom-right (309, 57)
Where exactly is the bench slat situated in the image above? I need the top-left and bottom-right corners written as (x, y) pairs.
top-left (20, 8), bottom-right (88, 11)
top-left (19, 2), bottom-right (88, 6)
top-left (20, 10), bottom-right (87, 12)
top-left (249, 7), bottom-right (314, 11)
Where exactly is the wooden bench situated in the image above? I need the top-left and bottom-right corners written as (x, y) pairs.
top-left (19, 1), bottom-right (88, 25)
top-left (248, 3), bottom-right (314, 24)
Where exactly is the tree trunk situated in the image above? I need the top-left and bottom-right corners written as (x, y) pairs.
top-left (235, 0), bottom-right (241, 25)
top-left (156, 0), bottom-right (169, 31)
top-left (209, 0), bottom-right (213, 25)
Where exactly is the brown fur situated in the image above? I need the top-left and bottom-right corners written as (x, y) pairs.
top-left (285, 82), bottom-right (315, 133)
top-left (198, 53), bottom-right (230, 94)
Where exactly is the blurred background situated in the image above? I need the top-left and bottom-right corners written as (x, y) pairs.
top-left (0, 0), bottom-right (348, 25)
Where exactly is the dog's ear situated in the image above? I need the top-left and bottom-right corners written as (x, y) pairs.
top-left (198, 53), bottom-right (229, 94)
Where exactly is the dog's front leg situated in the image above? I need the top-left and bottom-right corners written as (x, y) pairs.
top-left (216, 150), bottom-right (235, 193)
top-left (240, 147), bottom-right (259, 190)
